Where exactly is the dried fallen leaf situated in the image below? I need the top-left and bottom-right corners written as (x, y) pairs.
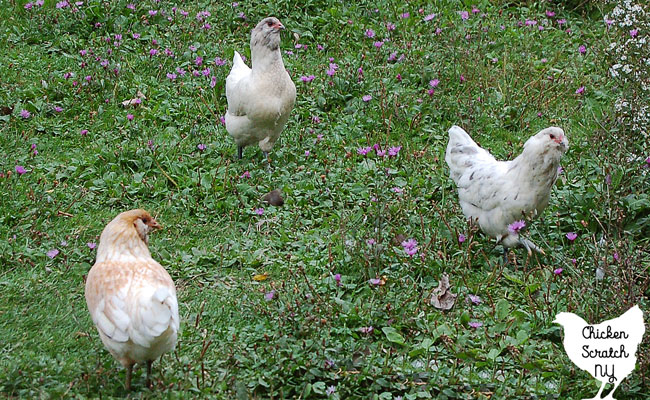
top-left (121, 90), bottom-right (146, 107)
top-left (430, 273), bottom-right (457, 310)
top-left (253, 273), bottom-right (269, 282)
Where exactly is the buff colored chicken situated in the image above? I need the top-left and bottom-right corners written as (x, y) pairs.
top-left (85, 209), bottom-right (179, 390)
top-left (445, 125), bottom-right (568, 260)
top-left (225, 17), bottom-right (296, 159)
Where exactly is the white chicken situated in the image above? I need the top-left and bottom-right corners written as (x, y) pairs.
top-left (85, 209), bottom-right (179, 390)
top-left (225, 17), bottom-right (296, 159)
top-left (445, 125), bottom-right (568, 259)
top-left (554, 306), bottom-right (645, 399)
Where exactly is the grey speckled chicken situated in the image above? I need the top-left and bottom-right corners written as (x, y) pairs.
top-left (225, 17), bottom-right (296, 159)
top-left (445, 125), bottom-right (568, 259)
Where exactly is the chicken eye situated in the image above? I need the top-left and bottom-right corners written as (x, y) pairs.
top-left (142, 217), bottom-right (149, 224)
top-left (550, 134), bottom-right (555, 140)
top-left (267, 21), bottom-right (273, 26)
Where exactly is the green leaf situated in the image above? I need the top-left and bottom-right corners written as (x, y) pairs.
top-left (496, 299), bottom-right (510, 320)
top-left (382, 326), bottom-right (405, 345)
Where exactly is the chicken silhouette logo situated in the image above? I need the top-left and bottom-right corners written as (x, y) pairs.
top-left (554, 305), bottom-right (645, 399)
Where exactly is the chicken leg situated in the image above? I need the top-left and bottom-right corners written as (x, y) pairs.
top-left (520, 237), bottom-right (545, 256)
top-left (146, 360), bottom-right (153, 388)
top-left (125, 363), bottom-right (133, 391)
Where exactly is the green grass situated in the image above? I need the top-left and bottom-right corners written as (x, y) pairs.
top-left (1, 0), bottom-right (648, 398)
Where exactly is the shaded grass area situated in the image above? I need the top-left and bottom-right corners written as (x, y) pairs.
top-left (0, 0), bottom-right (648, 398)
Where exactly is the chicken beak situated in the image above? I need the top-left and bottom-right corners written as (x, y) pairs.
top-left (149, 219), bottom-right (163, 231)
top-left (273, 22), bottom-right (285, 31)
top-left (553, 134), bottom-right (565, 145)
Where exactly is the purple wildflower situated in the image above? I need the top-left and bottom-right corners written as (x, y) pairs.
top-left (468, 321), bottom-right (483, 329)
top-left (300, 75), bottom-right (315, 82)
top-left (362, 95), bottom-right (372, 102)
top-left (46, 249), bottom-right (60, 259)
top-left (508, 220), bottom-right (526, 233)
top-left (575, 86), bottom-right (585, 95)
top-left (423, 13), bottom-right (435, 22)
top-left (554, 268), bottom-right (563, 275)
top-left (365, 29), bottom-right (375, 38)
top-left (20, 109), bottom-right (31, 119)
top-left (87, 242), bottom-right (97, 249)
top-left (566, 232), bottom-right (577, 241)
top-left (630, 29), bottom-right (639, 38)
top-left (401, 238), bottom-right (418, 256)
top-left (264, 290), bottom-right (275, 301)
top-left (197, 144), bottom-right (206, 151)
top-left (126, 113), bottom-right (134, 121)
top-left (459, 11), bottom-right (469, 20)
top-left (458, 234), bottom-right (466, 243)
top-left (357, 146), bottom-right (372, 155)
top-left (369, 278), bottom-right (381, 285)
top-left (387, 146), bottom-right (401, 157)
top-left (334, 274), bottom-right (341, 286)
top-left (578, 45), bottom-right (586, 54)
top-left (254, 208), bottom-right (264, 215)
top-left (468, 294), bottom-right (481, 305)
top-left (15, 165), bottom-right (27, 175)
